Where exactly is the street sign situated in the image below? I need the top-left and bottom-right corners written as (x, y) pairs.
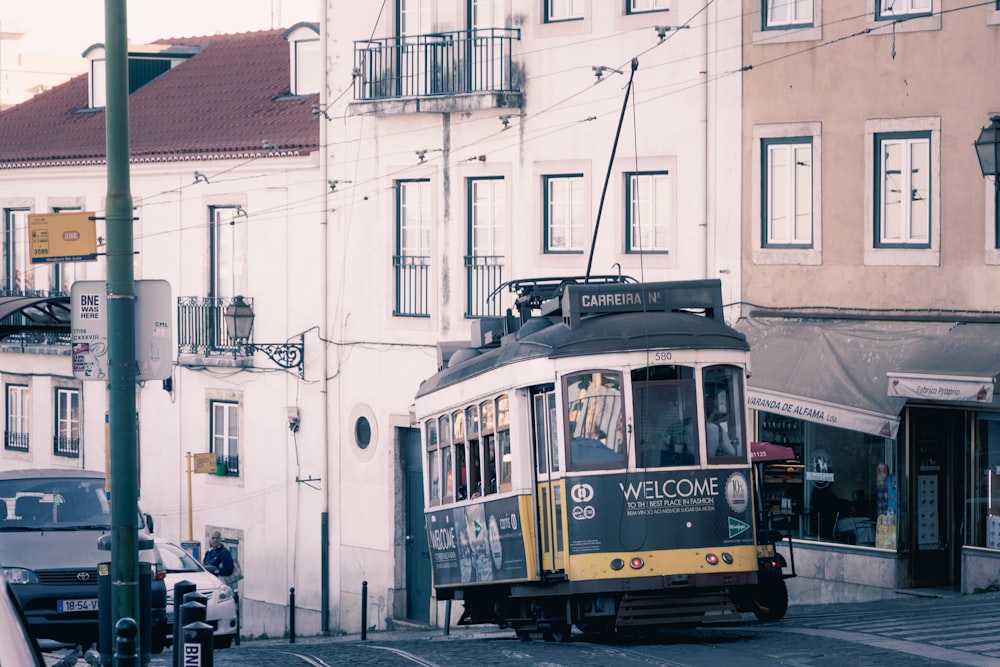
top-left (193, 453), bottom-right (217, 474)
top-left (70, 280), bottom-right (173, 381)
top-left (28, 212), bottom-right (98, 263)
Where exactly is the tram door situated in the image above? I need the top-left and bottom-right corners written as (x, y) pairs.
top-left (532, 386), bottom-right (567, 573)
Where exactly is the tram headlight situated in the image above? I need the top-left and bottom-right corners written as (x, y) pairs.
top-left (610, 558), bottom-right (625, 571)
top-left (705, 553), bottom-right (720, 565)
top-left (721, 552), bottom-right (734, 564)
top-left (629, 557), bottom-right (644, 570)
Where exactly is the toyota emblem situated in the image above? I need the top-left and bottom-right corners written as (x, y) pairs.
top-left (77, 572), bottom-right (90, 582)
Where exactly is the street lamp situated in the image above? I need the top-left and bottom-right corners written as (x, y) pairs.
top-left (223, 295), bottom-right (305, 378)
top-left (975, 116), bottom-right (1000, 247)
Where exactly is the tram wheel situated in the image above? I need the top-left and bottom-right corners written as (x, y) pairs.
top-left (515, 628), bottom-right (532, 642)
top-left (544, 622), bottom-right (572, 643)
top-left (752, 576), bottom-right (789, 622)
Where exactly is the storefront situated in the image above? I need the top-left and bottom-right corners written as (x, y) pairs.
top-left (738, 316), bottom-right (1000, 602)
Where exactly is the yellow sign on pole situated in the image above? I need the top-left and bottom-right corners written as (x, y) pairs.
top-left (193, 453), bottom-right (218, 474)
top-left (28, 211), bottom-right (98, 263)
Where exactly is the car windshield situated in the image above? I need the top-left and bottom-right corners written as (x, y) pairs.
top-left (0, 477), bottom-right (110, 529)
top-left (158, 542), bottom-right (203, 573)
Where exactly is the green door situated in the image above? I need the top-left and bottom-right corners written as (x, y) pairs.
top-left (404, 427), bottom-right (432, 622)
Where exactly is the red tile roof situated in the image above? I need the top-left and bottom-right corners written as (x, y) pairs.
top-left (0, 29), bottom-right (319, 168)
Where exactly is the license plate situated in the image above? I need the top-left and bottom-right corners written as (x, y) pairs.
top-left (58, 598), bottom-right (99, 612)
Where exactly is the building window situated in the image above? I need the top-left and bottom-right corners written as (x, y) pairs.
top-left (875, 131), bottom-right (931, 248)
top-left (544, 174), bottom-right (586, 253)
top-left (762, 138), bottom-right (813, 247)
top-left (972, 414), bottom-right (1000, 549)
top-left (209, 206), bottom-right (247, 301)
top-left (54, 387), bottom-right (80, 458)
top-left (466, 177), bottom-right (505, 317)
top-left (394, 179), bottom-right (431, 317)
top-left (626, 171), bottom-right (672, 253)
top-left (210, 400), bottom-right (240, 476)
top-left (627, 0), bottom-right (670, 14)
top-left (3, 208), bottom-right (32, 292)
top-left (764, 0), bottom-right (813, 28)
top-left (50, 207), bottom-right (82, 294)
top-left (90, 58), bottom-right (106, 108)
top-left (876, 0), bottom-right (931, 20)
top-left (545, 0), bottom-right (584, 22)
top-left (292, 38), bottom-right (320, 95)
top-left (5, 384), bottom-right (29, 452)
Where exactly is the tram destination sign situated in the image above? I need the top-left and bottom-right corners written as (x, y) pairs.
top-left (561, 280), bottom-right (723, 327)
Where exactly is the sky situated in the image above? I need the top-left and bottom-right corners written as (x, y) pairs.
top-left (3, 0), bottom-right (319, 58)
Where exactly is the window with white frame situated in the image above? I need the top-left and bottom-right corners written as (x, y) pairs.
top-left (3, 208), bottom-right (32, 292)
top-left (209, 206), bottom-right (247, 301)
top-left (546, 0), bottom-right (584, 22)
top-left (395, 179), bottom-right (432, 316)
top-left (292, 38), bottom-right (320, 95)
top-left (876, 0), bottom-right (931, 19)
top-left (764, 0), bottom-right (813, 27)
top-left (875, 131), bottom-right (931, 248)
top-left (5, 384), bottom-right (28, 452)
top-left (544, 174), bottom-right (586, 252)
top-left (54, 387), bottom-right (80, 458)
top-left (90, 58), bottom-right (106, 108)
top-left (210, 400), bottom-right (240, 476)
top-left (626, 171), bottom-right (672, 253)
top-left (762, 138), bottom-right (813, 247)
top-left (50, 207), bottom-right (82, 294)
top-left (467, 177), bottom-right (506, 317)
top-left (628, 0), bottom-right (670, 14)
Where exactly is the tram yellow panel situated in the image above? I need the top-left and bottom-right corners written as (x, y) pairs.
top-left (567, 544), bottom-right (760, 580)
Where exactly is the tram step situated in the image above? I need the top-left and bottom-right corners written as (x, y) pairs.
top-left (616, 592), bottom-right (739, 627)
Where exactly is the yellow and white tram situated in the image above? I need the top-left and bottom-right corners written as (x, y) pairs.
top-left (414, 277), bottom-right (789, 640)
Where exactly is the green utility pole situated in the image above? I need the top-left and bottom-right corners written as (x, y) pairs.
top-left (104, 0), bottom-right (140, 640)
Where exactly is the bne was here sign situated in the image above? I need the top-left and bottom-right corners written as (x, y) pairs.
top-left (70, 280), bottom-right (172, 381)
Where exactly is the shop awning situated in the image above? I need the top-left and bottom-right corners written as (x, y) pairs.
top-left (735, 318), bottom-right (1000, 439)
top-left (750, 441), bottom-right (796, 462)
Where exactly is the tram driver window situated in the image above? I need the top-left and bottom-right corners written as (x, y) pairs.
top-left (633, 366), bottom-right (698, 468)
top-left (564, 371), bottom-right (625, 468)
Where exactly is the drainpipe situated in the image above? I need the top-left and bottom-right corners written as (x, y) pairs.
top-left (703, 4), bottom-right (713, 281)
top-left (319, 0), bottom-right (330, 634)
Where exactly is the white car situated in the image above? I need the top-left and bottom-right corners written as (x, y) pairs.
top-left (153, 539), bottom-right (238, 649)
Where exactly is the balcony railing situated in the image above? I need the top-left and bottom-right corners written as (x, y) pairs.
top-left (394, 255), bottom-right (430, 317)
top-left (0, 289), bottom-right (71, 347)
top-left (54, 434), bottom-right (80, 458)
top-left (465, 255), bottom-right (504, 318)
top-left (354, 28), bottom-right (520, 101)
top-left (177, 295), bottom-right (253, 356)
top-left (215, 454), bottom-right (240, 477)
top-left (5, 431), bottom-right (29, 452)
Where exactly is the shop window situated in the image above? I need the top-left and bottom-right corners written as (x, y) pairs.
top-left (972, 414), bottom-right (1000, 549)
top-left (757, 413), bottom-right (897, 547)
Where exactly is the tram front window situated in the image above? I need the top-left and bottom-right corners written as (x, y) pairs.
top-left (564, 371), bottom-right (625, 468)
top-left (704, 365), bottom-right (746, 463)
top-left (633, 366), bottom-right (698, 468)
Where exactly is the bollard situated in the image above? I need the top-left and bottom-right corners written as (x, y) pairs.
top-left (181, 621), bottom-right (214, 667)
top-left (177, 596), bottom-right (207, 667)
top-left (361, 580), bottom-right (368, 640)
top-left (172, 580), bottom-right (196, 667)
top-left (114, 617), bottom-right (138, 667)
top-left (443, 599), bottom-right (451, 636)
top-left (289, 587), bottom-right (296, 644)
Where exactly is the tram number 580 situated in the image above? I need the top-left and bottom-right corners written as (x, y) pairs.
top-left (653, 351), bottom-right (672, 362)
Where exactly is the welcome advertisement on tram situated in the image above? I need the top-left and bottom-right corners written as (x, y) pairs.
top-left (567, 469), bottom-right (755, 554)
top-left (426, 496), bottom-right (530, 586)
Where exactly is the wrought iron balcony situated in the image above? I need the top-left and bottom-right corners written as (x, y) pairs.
top-left (393, 255), bottom-right (430, 317)
top-left (353, 28), bottom-right (522, 103)
top-left (0, 289), bottom-right (71, 348)
top-left (177, 295), bottom-right (246, 356)
top-left (465, 255), bottom-right (504, 318)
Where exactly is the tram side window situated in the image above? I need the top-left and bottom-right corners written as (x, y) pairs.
top-left (453, 410), bottom-right (468, 501)
top-left (440, 414), bottom-right (453, 502)
top-left (633, 366), bottom-right (698, 468)
top-left (497, 395), bottom-right (512, 491)
top-left (533, 388), bottom-right (559, 475)
top-left (426, 419), bottom-right (440, 505)
top-left (704, 365), bottom-right (746, 463)
top-left (466, 405), bottom-right (483, 498)
top-left (481, 399), bottom-right (497, 495)
top-left (565, 371), bottom-right (626, 468)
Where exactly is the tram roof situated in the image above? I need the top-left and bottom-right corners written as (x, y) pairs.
top-left (415, 308), bottom-right (748, 399)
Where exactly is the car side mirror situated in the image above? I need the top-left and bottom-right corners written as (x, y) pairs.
top-left (145, 513), bottom-right (155, 533)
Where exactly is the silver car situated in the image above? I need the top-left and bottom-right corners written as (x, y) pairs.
top-left (153, 539), bottom-right (238, 649)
